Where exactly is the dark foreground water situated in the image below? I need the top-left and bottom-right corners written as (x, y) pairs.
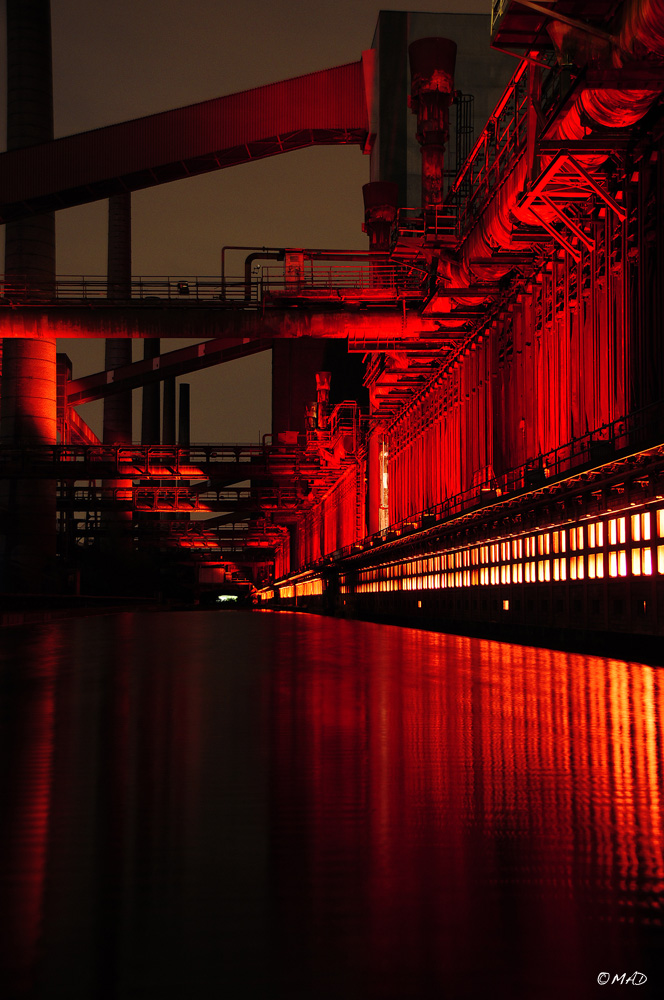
top-left (0, 610), bottom-right (662, 999)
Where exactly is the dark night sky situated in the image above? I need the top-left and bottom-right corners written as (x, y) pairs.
top-left (1, 0), bottom-right (492, 442)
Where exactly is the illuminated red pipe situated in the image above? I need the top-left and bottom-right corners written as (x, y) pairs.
top-left (439, 0), bottom-right (664, 309)
top-left (550, 0), bottom-right (664, 142)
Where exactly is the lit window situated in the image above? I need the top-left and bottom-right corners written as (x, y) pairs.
top-left (596, 522), bottom-right (604, 547)
top-left (514, 563), bottom-right (523, 583)
top-left (658, 545), bottom-right (664, 574)
top-left (609, 519), bottom-right (617, 545)
top-left (577, 526), bottom-right (584, 550)
top-left (502, 599), bottom-right (510, 611)
top-left (632, 514), bottom-right (641, 543)
top-left (596, 553), bottom-right (604, 577)
top-left (643, 548), bottom-right (653, 576)
top-left (577, 556), bottom-right (584, 580)
top-left (588, 554), bottom-right (596, 579)
top-left (632, 548), bottom-right (642, 576)
top-left (658, 510), bottom-right (664, 538)
top-left (554, 556), bottom-right (568, 581)
top-left (618, 550), bottom-right (627, 576)
top-left (642, 512), bottom-right (651, 541)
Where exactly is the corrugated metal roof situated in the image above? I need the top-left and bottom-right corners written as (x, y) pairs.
top-left (0, 62), bottom-right (368, 221)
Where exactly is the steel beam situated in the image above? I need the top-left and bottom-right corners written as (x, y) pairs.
top-left (68, 337), bottom-right (273, 404)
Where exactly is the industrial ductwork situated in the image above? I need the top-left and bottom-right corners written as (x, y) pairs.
top-left (438, 0), bottom-right (664, 306)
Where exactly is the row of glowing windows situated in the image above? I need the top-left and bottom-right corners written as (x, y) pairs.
top-left (363, 513), bottom-right (661, 574)
top-left (274, 579), bottom-right (324, 600)
top-left (352, 548), bottom-right (660, 593)
top-left (346, 510), bottom-right (664, 595)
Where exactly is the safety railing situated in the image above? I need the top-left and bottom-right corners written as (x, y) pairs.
top-left (445, 50), bottom-right (570, 239)
top-left (394, 206), bottom-right (459, 244)
top-left (0, 275), bottom-right (235, 303)
top-left (0, 443), bottom-right (273, 476)
top-left (259, 262), bottom-right (425, 296)
top-left (0, 441), bottom-right (329, 483)
top-left (1, 263), bottom-right (427, 306)
top-left (56, 483), bottom-right (309, 510)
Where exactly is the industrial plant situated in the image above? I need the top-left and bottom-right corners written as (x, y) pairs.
top-left (2, 1), bottom-right (664, 651)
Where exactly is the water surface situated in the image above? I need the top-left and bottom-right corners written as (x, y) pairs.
top-left (0, 610), bottom-right (662, 998)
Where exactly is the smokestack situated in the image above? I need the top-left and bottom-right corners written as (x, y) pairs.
top-left (141, 340), bottom-right (161, 446)
top-left (104, 193), bottom-right (133, 445)
top-left (1, 0), bottom-right (57, 592)
top-left (409, 37), bottom-right (457, 208)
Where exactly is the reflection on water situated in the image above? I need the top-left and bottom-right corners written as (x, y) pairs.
top-left (0, 611), bottom-right (662, 999)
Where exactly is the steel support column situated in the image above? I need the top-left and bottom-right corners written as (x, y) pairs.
top-left (0, 0), bottom-right (57, 593)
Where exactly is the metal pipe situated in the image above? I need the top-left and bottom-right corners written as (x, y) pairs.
top-left (244, 252), bottom-right (283, 301)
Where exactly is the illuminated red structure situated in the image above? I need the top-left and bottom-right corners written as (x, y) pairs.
top-left (2, 1), bottom-right (664, 645)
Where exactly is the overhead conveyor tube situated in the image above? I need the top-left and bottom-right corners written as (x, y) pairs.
top-left (439, 0), bottom-right (664, 307)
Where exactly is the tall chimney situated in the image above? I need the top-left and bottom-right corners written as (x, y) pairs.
top-left (409, 37), bottom-right (457, 208)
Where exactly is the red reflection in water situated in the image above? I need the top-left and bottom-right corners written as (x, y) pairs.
top-left (0, 628), bottom-right (58, 997)
top-left (1, 614), bottom-right (662, 1000)
top-left (268, 623), bottom-right (664, 998)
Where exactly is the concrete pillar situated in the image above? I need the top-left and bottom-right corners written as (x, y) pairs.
top-left (141, 340), bottom-right (161, 446)
top-left (103, 193), bottom-right (133, 445)
top-left (102, 194), bottom-right (133, 554)
top-left (175, 383), bottom-right (191, 525)
top-left (178, 384), bottom-right (190, 447)
top-left (163, 379), bottom-right (176, 445)
top-left (1, 0), bottom-right (57, 592)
